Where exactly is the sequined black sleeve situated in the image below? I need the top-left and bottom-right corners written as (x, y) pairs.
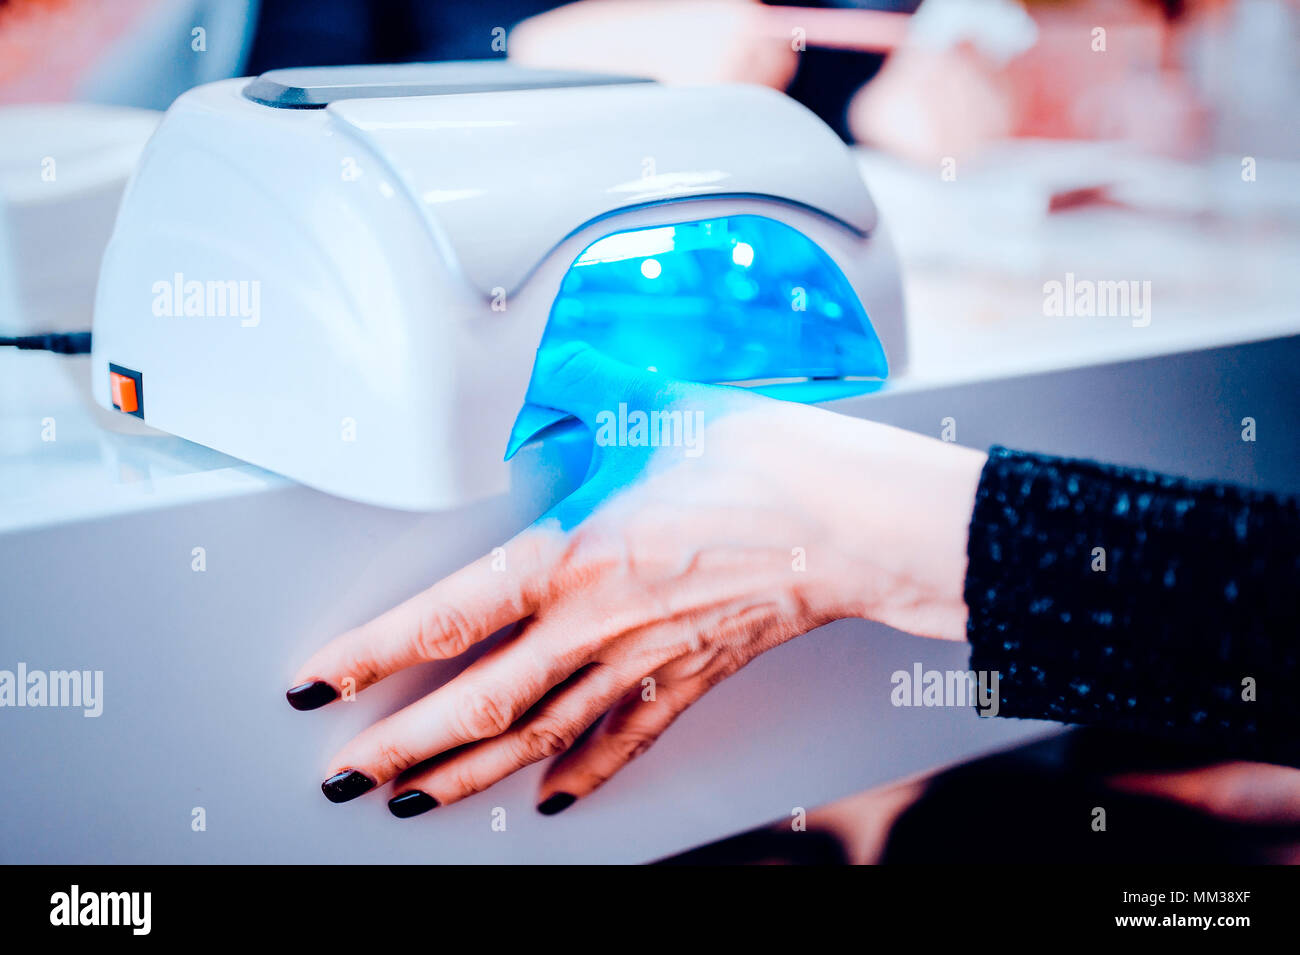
top-left (965, 446), bottom-right (1300, 767)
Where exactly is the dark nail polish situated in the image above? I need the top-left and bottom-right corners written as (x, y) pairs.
top-left (321, 770), bottom-right (375, 803)
top-left (388, 791), bottom-right (439, 818)
top-left (537, 792), bottom-right (576, 816)
top-left (286, 680), bottom-right (338, 711)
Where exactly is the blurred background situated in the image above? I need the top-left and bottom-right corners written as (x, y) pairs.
top-left (5, 0), bottom-right (1300, 156)
top-left (4, 0), bottom-right (1299, 382)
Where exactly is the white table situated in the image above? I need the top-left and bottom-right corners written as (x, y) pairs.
top-left (3, 188), bottom-right (1298, 862)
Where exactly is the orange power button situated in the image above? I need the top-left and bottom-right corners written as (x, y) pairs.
top-left (109, 371), bottom-right (138, 414)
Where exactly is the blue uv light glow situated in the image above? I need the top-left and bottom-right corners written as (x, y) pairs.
top-left (507, 214), bottom-right (888, 457)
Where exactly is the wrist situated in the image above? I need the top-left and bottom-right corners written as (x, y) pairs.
top-left (805, 411), bottom-right (986, 641)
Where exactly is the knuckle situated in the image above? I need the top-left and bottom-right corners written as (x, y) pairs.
top-left (570, 727), bottom-right (661, 795)
top-left (373, 739), bottom-right (420, 778)
top-left (557, 527), bottom-right (615, 578)
top-left (515, 719), bottom-right (575, 763)
top-left (458, 689), bottom-right (515, 740)
top-left (546, 344), bottom-right (602, 396)
top-left (442, 765), bottom-right (486, 800)
top-left (340, 653), bottom-right (382, 690)
top-left (701, 650), bottom-right (744, 689)
top-left (674, 643), bottom-right (744, 689)
top-left (608, 728), bottom-right (657, 765)
top-left (574, 761), bottom-right (619, 792)
top-left (414, 605), bottom-right (477, 660)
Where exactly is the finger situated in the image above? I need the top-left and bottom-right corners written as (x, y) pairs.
top-left (535, 678), bottom-right (699, 814)
top-left (386, 661), bottom-right (637, 817)
top-left (287, 535), bottom-right (550, 710)
top-left (522, 341), bottom-right (677, 428)
top-left (506, 341), bottom-right (664, 460)
top-left (319, 623), bottom-right (588, 802)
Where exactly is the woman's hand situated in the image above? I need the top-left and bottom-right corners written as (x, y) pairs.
top-left (288, 344), bottom-right (986, 816)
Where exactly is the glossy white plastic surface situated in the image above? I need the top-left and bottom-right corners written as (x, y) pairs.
top-left (329, 82), bottom-right (880, 296)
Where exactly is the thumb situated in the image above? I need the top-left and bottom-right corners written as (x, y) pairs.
top-left (505, 342), bottom-right (670, 459)
top-left (526, 341), bottom-right (664, 424)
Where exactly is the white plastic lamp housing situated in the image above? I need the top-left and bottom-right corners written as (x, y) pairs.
top-left (91, 63), bottom-right (906, 510)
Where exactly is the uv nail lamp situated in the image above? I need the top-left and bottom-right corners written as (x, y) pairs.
top-left (92, 62), bottom-right (905, 510)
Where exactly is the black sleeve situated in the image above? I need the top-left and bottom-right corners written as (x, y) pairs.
top-left (964, 446), bottom-right (1300, 767)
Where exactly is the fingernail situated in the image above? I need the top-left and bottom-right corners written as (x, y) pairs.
top-left (537, 792), bottom-right (576, 816)
top-left (321, 770), bottom-right (375, 803)
top-left (388, 790), bottom-right (439, 819)
top-left (286, 680), bottom-right (338, 711)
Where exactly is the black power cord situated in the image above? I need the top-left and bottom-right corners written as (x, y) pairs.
top-left (0, 332), bottom-right (93, 355)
